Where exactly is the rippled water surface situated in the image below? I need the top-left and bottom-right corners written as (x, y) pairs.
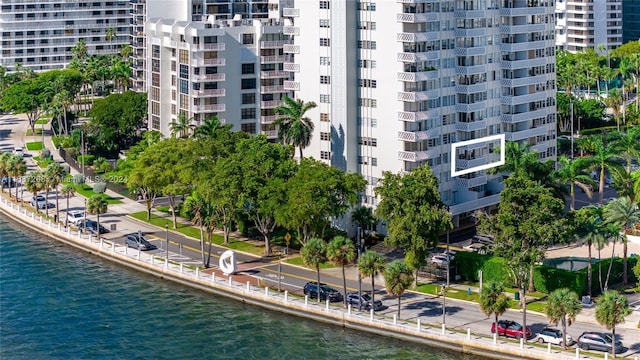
top-left (0, 217), bottom-right (485, 359)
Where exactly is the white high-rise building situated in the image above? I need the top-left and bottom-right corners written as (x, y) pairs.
top-left (282, 0), bottom-right (557, 227)
top-left (0, 0), bottom-right (131, 72)
top-left (555, 0), bottom-right (622, 52)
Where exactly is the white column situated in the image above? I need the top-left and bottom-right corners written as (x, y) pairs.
top-left (284, 290), bottom-right (288, 302)
top-left (211, 272), bottom-right (215, 282)
top-left (441, 324), bottom-right (445, 335)
top-left (265, 287), bottom-right (269, 297)
top-left (467, 328), bottom-right (471, 340)
top-left (417, 319), bottom-right (421, 330)
top-left (393, 314), bottom-right (397, 325)
top-left (228, 276), bottom-right (232, 286)
top-left (247, 281), bottom-right (250, 291)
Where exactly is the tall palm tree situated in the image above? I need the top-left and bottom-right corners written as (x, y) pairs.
top-left (194, 116), bottom-right (221, 140)
top-left (609, 128), bottom-right (640, 174)
top-left (581, 135), bottom-right (624, 204)
top-left (301, 238), bottom-right (327, 303)
top-left (351, 206), bottom-right (376, 233)
top-left (120, 44), bottom-right (132, 61)
top-left (86, 195), bottom-right (108, 238)
top-left (479, 281), bottom-right (511, 338)
top-left (106, 28), bottom-right (116, 55)
top-left (619, 57), bottom-right (633, 126)
top-left (595, 290), bottom-right (631, 359)
top-left (575, 205), bottom-right (604, 296)
top-left (327, 236), bottom-right (356, 307)
top-left (604, 196), bottom-right (640, 286)
top-left (7, 155), bottom-right (26, 200)
top-left (184, 191), bottom-right (208, 267)
top-left (384, 260), bottom-right (414, 318)
top-left (61, 183), bottom-right (75, 227)
top-left (358, 250), bottom-right (386, 306)
top-left (0, 152), bottom-right (13, 194)
top-left (274, 96), bottom-right (317, 159)
top-left (552, 156), bottom-right (596, 210)
top-left (170, 112), bottom-right (194, 139)
top-left (545, 288), bottom-right (582, 350)
top-left (603, 89), bottom-right (623, 131)
top-left (110, 58), bottom-right (130, 93)
top-left (24, 171), bottom-right (45, 213)
top-left (46, 163), bottom-right (66, 223)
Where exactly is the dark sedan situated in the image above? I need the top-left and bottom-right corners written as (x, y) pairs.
top-left (346, 292), bottom-right (384, 311)
top-left (78, 220), bottom-right (109, 235)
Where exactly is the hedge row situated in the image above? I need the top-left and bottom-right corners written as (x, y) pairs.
top-left (455, 251), bottom-right (638, 296)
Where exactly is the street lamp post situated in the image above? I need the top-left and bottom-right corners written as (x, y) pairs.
top-left (357, 226), bottom-right (362, 310)
top-left (81, 130), bottom-right (85, 180)
top-left (278, 250), bottom-right (283, 293)
top-left (83, 198), bottom-right (87, 234)
top-left (446, 229), bottom-right (450, 287)
top-left (165, 223), bottom-right (169, 261)
top-left (570, 100), bottom-right (574, 160)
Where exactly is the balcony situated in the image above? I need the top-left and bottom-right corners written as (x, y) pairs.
top-left (261, 85), bottom-right (286, 93)
top-left (397, 51), bottom-right (438, 63)
top-left (501, 108), bottom-right (548, 123)
top-left (501, 74), bottom-right (547, 87)
top-left (501, 91), bottom-right (547, 106)
top-left (193, 89), bottom-right (225, 97)
top-left (261, 70), bottom-right (288, 79)
top-left (282, 8), bottom-right (299, 17)
top-left (193, 73), bottom-right (225, 81)
top-left (505, 126), bottom-right (548, 141)
top-left (398, 148), bottom-right (440, 162)
top-left (262, 129), bottom-right (278, 138)
top-left (283, 44), bottom-right (299, 54)
top-left (283, 81), bottom-right (300, 91)
top-left (454, 9), bottom-right (486, 18)
top-left (499, 23), bottom-right (548, 34)
top-left (500, 40), bottom-right (548, 52)
top-left (397, 91), bottom-right (429, 102)
top-left (455, 65), bottom-right (486, 75)
top-left (261, 100), bottom-right (282, 108)
top-left (454, 28), bottom-right (487, 38)
top-left (456, 102), bottom-right (487, 113)
top-left (260, 40), bottom-right (291, 48)
top-left (456, 82), bottom-right (487, 94)
top-left (192, 43), bottom-right (225, 51)
top-left (193, 104), bottom-right (225, 112)
top-left (456, 175), bottom-right (488, 189)
top-left (397, 109), bottom-right (440, 122)
top-left (261, 115), bottom-right (278, 123)
top-left (500, 57), bottom-right (547, 70)
top-left (283, 26), bottom-right (299, 36)
top-left (283, 63), bottom-right (300, 72)
top-left (193, 58), bottom-right (225, 66)
top-left (499, 7), bottom-right (547, 16)
top-left (397, 32), bottom-right (439, 42)
top-left (260, 55), bottom-right (287, 63)
top-left (456, 157), bottom-right (488, 170)
top-left (397, 128), bottom-right (440, 142)
top-left (455, 120), bottom-right (487, 132)
top-left (397, 71), bottom-right (438, 82)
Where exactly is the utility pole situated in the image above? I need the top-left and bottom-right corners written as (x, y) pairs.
top-left (446, 230), bottom-right (450, 287)
top-left (81, 130), bottom-right (85, 180)
top-left (570, 100), bottom-right (574, 160)
top-left (165, 223), bottom-right (169, 261)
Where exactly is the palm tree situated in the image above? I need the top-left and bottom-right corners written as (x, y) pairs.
top-left (110, 58), bottom-right (130, 93)
top-left (358, 250), bottom-right (386, 306)
top-left (301, 238), bottom-right (327, 303)
top-left (0, 152), bottom-right (13, 195)
top-left (575, 205), bottom-right (605, 296)
top-left (327, 236), bottom-right (356, 307)
top-left (604, 196), bottom-right (640, 286)
top-left (194, 116), bottom-right (221, 140)
top-left (594, 290), bottom-right (631, 359)
top-left (581, 136), bottom-right (624, 204)
top-left (604, 89), bottom-right (623, 131)
top-left (24, 171), bottom-right (45, 213)
top-left (61, 183), bottom-right (75, 227)
top-left (384, 260), bottom-right (414, 318)
top-left (479, 281), bottom-right (511, 338)
top-left (120, 44), bottom-right (132, 61)
top-left (274, 96), bottom-right (317, 159)
top-left (86, 195), bottom-right (108, 238)
top-left (545, 288), bottom-right (582, 350)
top-left (184, 191), bottom-right (209, 267)
top-left (552, 156), bottom-right (596, 210)
top-left (619, 57), bottom-right (633, 127)
top-left (106, 28), bottom-right (116, 55)
top-left (609, 128), bottom-right (640, 174)
top-left (170, 112), bottom-right (194, 139)
top-left (46, 163), bottom-right (66, 223)
top-left (351, 206), bottom-right (376, 233)
top-left (71, 39), bottom-right (88, 61)
top-left (7, 155), bottom-right (26, 200)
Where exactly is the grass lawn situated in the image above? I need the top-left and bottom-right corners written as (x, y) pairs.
top-left (35, 119), bottom-right (49, 125)
top-left (32, 156), bottom-right (54, 169)
top-left (416, 283), bottom-right (480, 302)
top-left (25, 129), bottom-right (44, 136)
top-left (25, 141), bottom-right (44, 151)
top-left (129, 211), bottom-right (266, 256)
top-left (285, 256), bottom-right (335, 269)
top-left (73, 184), bottom-right (123, 204)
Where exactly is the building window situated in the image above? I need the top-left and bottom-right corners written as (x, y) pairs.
top-left (241, 108), bottom-right (256, 119)
top-left (241, 123), bottom-right (256, 134)
top-left (358, 21), bottom-right (376, 30)
top-left (359, 98), bottom-right (377, 108)
top-left (179, 64), bottom-right (189, 79)
top-left (242, 93), bottom-right (256, 104)
top-left (320, 57), bottom-right (330, 65)
top-left (179, 49), bottom-right (188, 63)
top-left (320, 132), bottom-right (330, 141)
top-left (358, 2), bottom-right (376, 11)
top-left (320, 113), bottom-right (330, 122)
top-left (319, 0), bottom-right (329, 9)
top-left (320, 38), bottom-right (330, 46)
top-left (359, 60), bottom-right (376, 68)
top-left (241, 78), bottom-right (256, 90)
top-left (179, 80), bottom-right (189, 95)
top-left (320, 94), bottom-right (330, 103)
top-left (359, 79), bottom-right (376, 88)
top-left (357, 41), bottom-right (376, 49)
top-left (242, 33), bottom-right (254, 45)
top-left (319, 19), bottom-right (330, 28)
top-left (359, 137), bottom-right (377, 147)
top-left (320, 75), bottom-right (330, 84)
top-left (371, 158), bottom-right (377, 167)
top-left (320, 151), bottom-right (331, 160)
top-left (241, 63), bottom-right (255, 74)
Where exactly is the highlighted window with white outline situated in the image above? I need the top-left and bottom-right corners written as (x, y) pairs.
top-left (451, 134), bottom-right (505, 177)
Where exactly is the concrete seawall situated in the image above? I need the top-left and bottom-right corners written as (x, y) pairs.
top-left (0, 198), bottom-right (600, 360)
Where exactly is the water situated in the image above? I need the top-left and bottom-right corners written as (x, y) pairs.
top-left (0, 217), bottom-right (485, 360)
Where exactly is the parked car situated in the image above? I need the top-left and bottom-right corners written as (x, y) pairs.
top-left (125, 233), bottom-right (157, 251)
top-left (67, 210), bottom-right (86, 226)
top-left (303, 282), bottom-right (343, 303)
top-left (30, 195), bottom-right (52, 209)
top-left (79, 220), bottom-right (109, 235)
top-left (536, 327), bottom-right (572, 346)
top-left (430, 254), bottom-right (451, 266)
top-left (577, 332), bottom-right (623, 354)
top-left (490, 320), bottom-right (532, 340)
top-left (13, 147), bottom-right (24, 157)
top-left (346, 292), bottom-right (384, 311)
top-left (463, 243), bottom-right (487, 254)
top-left (1, 176), bottom-right (15, 188)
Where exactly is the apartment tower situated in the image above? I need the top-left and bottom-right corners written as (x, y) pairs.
top-left (555, 0), bottom-right (622, 52)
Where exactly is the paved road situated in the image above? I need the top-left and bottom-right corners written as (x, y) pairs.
top-left (2, 113), bottom-right (639, 357)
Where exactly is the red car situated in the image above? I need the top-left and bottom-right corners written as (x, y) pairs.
top-left (491, 320), bottom-right (532, 340)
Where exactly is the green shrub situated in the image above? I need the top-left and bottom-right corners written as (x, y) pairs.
top-left (77, 154), bottom-right (95, 166)
top-left (582, 257), bottom-right (637, 295)
top-left (455, 251), bottom-right (491, 281)
top-left (482, 257), bottom-right (513, 287)
top-left (73, 174), bottom-right (85, 185)
top-left (533, 265), bottom-right (587, 295)
top-left (98, 162), bottom-right (112, 174)
top-left (61, 164), bottom-right (70, 175)
top-left (41, 148), bottom-right (51, 159)
top-left (93, 182), bottom-right (107, 194)
top-left (93, 157), bottom-right (108, 173)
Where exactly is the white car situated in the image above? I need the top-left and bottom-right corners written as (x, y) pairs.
top-left (30, 195), bottom-right (48, 209)
top-left (537, 327), bottom-right (572, 346)
top-left (430, 254), bottom-right (451, 266)
top-left (14, 147), bottom-right (24, 157)
top-left (67, 210), bottom-right (86, 226)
